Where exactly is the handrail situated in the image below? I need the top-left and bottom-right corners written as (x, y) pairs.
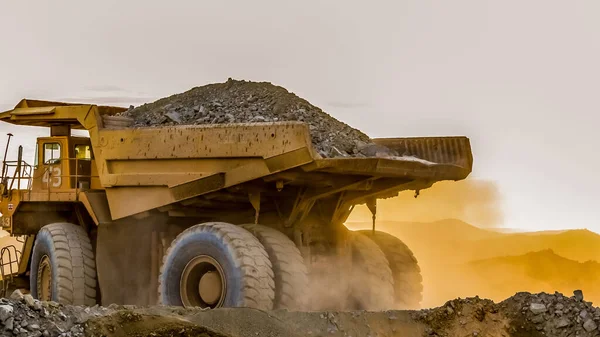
top-left (3, 160), bottom-right (33, 192)
top-left (35, 157), bottom-right (97, 197)
top-left (3, 156), bottom-right (98, 193)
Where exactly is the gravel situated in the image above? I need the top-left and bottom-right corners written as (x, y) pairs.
top-left (119, 78), bottom-right (398, 159)
top-left (502, 290), bottom-right (600, 336)
top-left (0, 290), bottom-right (114, 337)
top-left (420, 290), bottom-right (600, 337)
top-left (529, 303), bottom-right (547, 314)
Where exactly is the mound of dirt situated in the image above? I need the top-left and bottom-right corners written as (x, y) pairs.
top-left (0, 290), bottom-right (115, 337)
top-left (84, 312), bottom-right (228, 337)
top-left (421, 291), bottom-right (600, 337)
top-left (121, 78), bottom-right (394, 158)
top-left (500, 291), bottom-right (600, 337)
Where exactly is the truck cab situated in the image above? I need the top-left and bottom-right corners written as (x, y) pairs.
top-left (2, 124), bottom-right (99, 200)
top-left (32, 134), bottom-right (96, 192)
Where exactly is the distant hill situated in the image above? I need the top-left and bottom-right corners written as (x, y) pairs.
top-left (470, 249), bottom-right (600, 280)
top-left (473, 229), bottom-right (600, 263)
top-left (465, 249), bottom-right (600, 305)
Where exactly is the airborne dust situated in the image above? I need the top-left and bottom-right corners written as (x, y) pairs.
top-left (348, 179), bottom-right (504, 228)
top-left (346, 179), bottom-right (600, 308)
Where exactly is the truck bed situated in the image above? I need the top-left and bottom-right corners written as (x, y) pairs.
top-left (0, 100), bottom-right (473, 219)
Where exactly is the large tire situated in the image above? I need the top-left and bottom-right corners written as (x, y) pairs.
top-left (358, 230), bottom-right (423, 309)
top-left (240, 224), bottom-right (308, 310)
top-left (348, 232), bottom-right (395, 311)
top-left (158, 222), bottom-right (275, 310)
top-left (30, 223), bottom-right (97, 306)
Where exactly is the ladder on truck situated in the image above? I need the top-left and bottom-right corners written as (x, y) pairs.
top-left (0, 240), bottom-right (22, 298)
top-left (1, 144), bottom-right (33, 197)
top-left (0, 137), bottom-right (31, 297)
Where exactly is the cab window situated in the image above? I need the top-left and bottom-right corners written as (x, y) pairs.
top-left (43, 143), bottom-right (61, 164)
top-left (74, 144), bottom-right (92, 160)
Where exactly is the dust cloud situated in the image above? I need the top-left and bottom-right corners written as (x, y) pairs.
top-left (345, 179), bottom-right (600, 308)
top-left (306, 248), bottom-right (409, 311)
top-left (347, 179), bottom-right (504, 228)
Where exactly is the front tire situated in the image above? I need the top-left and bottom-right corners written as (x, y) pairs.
top-left (158, 222), bottom-right (275, 310)
top-left (30, 223), bottom-right (97, 306)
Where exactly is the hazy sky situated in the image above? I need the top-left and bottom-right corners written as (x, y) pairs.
top-left (0, 1), bottom-right (599, 233)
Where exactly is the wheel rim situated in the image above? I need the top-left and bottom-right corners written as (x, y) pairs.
top-left (37, 255), bottom-right (52, 301)
top-left (180, 255), bottom-right (226, 308)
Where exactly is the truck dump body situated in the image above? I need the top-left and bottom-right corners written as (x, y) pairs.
top-left (0, 99), bottom-right (472, 221)
top-left (95, 126), bottom-right (472, 220)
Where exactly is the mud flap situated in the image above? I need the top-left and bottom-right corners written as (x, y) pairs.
top-left (306, 227), bottom-right (353, 311)
top-left (96, 218), bottom-right (172, 306)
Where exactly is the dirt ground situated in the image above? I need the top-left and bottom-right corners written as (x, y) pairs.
top-left (76, 291), bottom-right (599, 337)
top-left (1, 288), bottom-right (599, 336)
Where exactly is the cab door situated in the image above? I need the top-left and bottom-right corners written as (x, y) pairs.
top-left (70, 141), bottom-right (93, 189)
top-left (40, 140), bottom-right (66, 191)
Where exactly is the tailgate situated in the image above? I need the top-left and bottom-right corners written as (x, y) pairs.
top-left (372, 136), bottom-right (473, 170)
top-left (304, 136), bottom-right (473, 181)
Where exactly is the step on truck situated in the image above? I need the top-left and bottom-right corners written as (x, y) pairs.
top-left (0, 99), bottom-right (472, 311)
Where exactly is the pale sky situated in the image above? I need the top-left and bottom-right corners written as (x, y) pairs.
top-left (0, 1), bottom-right (599, 233)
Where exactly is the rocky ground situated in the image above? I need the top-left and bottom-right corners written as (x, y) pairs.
top-left (418, 290), bottom-right (600, 337)
top-left (119, 78), bottom-right (398, 159)
top-left (0, 290), bottom-right (113, 337)
top-left (0, 290), bottom-right (598, 337)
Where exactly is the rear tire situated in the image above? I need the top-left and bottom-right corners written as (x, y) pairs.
top-left (240, 224), bottom-right (308, 310)
top-left (158, 222), bottom-right (275, 310)
top-left (348, 232), bottom-right (395, 310)
top-left (30, 223), bottom-right (97, 306)
top-left (358, 230), bottom-right (423, 309)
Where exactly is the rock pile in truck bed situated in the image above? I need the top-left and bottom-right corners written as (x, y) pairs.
top-left (120, 78), bottom-right (394, 158)
top-left (1, 289), bottom-right (599, 337)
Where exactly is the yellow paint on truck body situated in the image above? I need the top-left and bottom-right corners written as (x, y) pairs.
top-left (0, 99), bottom-right (473, 226)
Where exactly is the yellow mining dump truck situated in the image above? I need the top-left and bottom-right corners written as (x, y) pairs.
top-left (0, 99), bottom-right (472, 311)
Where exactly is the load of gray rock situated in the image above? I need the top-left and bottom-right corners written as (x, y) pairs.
top-left (0, 290), bottom-right (112, 337)
top-left (415, 290), bottom-right (600, 337)
top-left (506, 290), bottom-right (600, 337)
top-left (119, 78), bottom-right (397, 159)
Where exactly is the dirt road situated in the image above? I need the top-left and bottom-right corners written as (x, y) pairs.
top-left (1, 290), bottom-right (598, 337)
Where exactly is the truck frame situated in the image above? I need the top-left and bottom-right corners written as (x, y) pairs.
top-left (0, 99), bottom-right (472, 311)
